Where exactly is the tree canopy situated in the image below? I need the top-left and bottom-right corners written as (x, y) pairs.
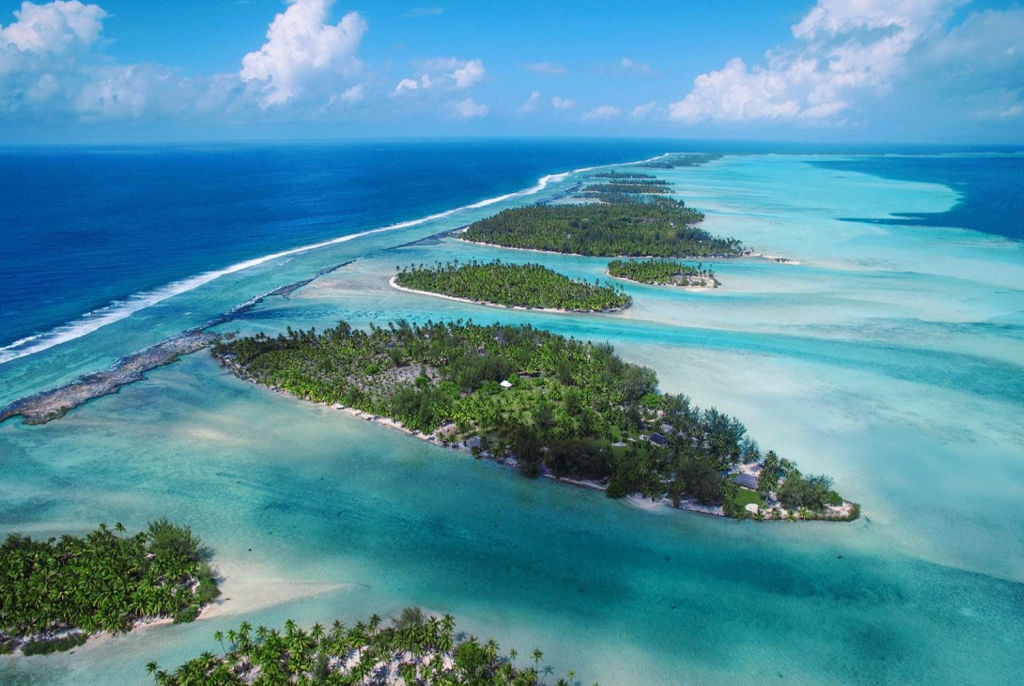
top-left (213, 320), bottom-right (853, 518)
top-left (395, 260), bottom-right (631, 312)
top-left (0, 520), bottom-right (219, 654)
top-left (150, 611), bottom-right (581, 685)
top-left (460, 201), bottom-right (742, 258)
top-left (608, 259), bottom-right (718, 287)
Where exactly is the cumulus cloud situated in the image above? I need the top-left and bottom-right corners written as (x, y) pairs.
top-left (581, 104), bottom-right (620, 121)
top-left (451, 58), bottom-right (484, 89)
top-left (393, 57), bottom-right (485, 95)
top-left (239, 0), bottom-right (366, 107)
top-left (550, 95), bottom-right (574, 110)
top-left (631, 101), bottom-right (656, 118)
top-left (74, 64), bottom-right (160, 119)
top-left (453, 96), bottom-right (487, 118)
top-left (1, 0), bottom-right (505, 129)
top-left (517, 90), bottom-right (541, 113)
top-left (523, 61), bottom-right (566, 75)
top-left (1, 1), bottom-right (111, 115)
top-left (0, 0), bottom-right (106, 55)
top-left (669, 0), bottom-right (965, 123)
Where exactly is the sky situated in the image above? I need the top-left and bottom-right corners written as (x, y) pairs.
top-left (0, 0), bottom-right (1021, 144)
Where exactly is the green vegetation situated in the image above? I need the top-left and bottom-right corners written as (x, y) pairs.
top-left (590, 171), bottom-right (657, 179)
top-left (608, 259), bottom-right (718, 287)
top-left (580, 184), bottom-right (669, 195)
top-left (0, 520), bottom-right (219, 654)
top-left (640, 153), bottom-right (722, 169)
top-left (581, 181), bottom-right (671, 195)
top-left (21, 633), bottom-right (88, 656)
top-left (460, 202), bottom-right (742, 258)
top-left (394, 260), bottom-right (631, 312)
top-left (214, 320), bottom-right (855, 520)
top-left (149, 611), bottom-right (582, 685)
top-left (576, 175), bottom-right (672, 202)
top-left (723, 484), bottom-right (766, 519)
top-left (751, 450), bottom-right (854, 520)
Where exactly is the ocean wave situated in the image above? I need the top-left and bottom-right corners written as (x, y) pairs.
top-left (0, 161), bottom-right (610, 366)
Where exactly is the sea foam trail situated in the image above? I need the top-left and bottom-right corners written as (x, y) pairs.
top-left (0, 165), bottom-right (596, 366)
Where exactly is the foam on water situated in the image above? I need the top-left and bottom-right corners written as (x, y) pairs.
top-left (0, 164), bottom-right (583, 366)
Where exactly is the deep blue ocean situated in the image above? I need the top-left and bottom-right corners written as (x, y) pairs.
top-left (1, 141), bottom-right (1020, 354)
top-left (813, 155), bottom-right (1024, 241)
top-left (0, 139), bottom-right (679, 350)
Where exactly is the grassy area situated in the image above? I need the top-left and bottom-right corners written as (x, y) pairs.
top-left (724, 484), bottom-right (765, 518)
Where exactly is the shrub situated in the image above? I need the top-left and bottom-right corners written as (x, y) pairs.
top-left (21, 633), bottom-right (87, 655)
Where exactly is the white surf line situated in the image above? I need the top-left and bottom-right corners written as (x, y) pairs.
top-left (0, 153), bottom-right (669, 366)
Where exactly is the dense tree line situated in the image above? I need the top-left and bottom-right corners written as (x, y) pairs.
top-left (0, 520), bottom-right (219, 655)
top-left (640, 153), bottom-right (722, 169)
top-left (580, 182), bottom-right (669, 195)
top-left (608, 259), bottom-right (718, 287)
top-left (460, 202), bottom-right (742, 257)
top-left (590, 171), bottom-right (657, 179)
top-left (150, 609), bottom-right (581, 685)
top-left (214, 320), bottom-right (851, 517)
top-left (395, 260), bottom-right (631, 312)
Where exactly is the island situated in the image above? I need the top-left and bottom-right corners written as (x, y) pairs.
top-left (392, 260), bottom-right (631, 312)
top-left (458, 200), bottom-right (742, 258)
top-left (578, 177), bottom-right (672, 196)
top-left (213, 320), bottom-right (857, 521)
top-left (589, 171), bottom-right (660, 179)
top-left (149, 609), bottom-right (578, 685)
top-left (0, 520), bottom-right (219, 656)
top-left (608, 259), bottom-right (719, 288)
top-left (577, 171), bottom-right (674, 201)
top-left (639, 153), bottom-right (722, 169)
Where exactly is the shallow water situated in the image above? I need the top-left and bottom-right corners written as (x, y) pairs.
top-left (1, 153), bottom-right (1023, 684)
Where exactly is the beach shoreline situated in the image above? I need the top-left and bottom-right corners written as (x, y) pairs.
top-left (225, 366), bottom-right (854, 523)
top-left (451, 231), bottom-right (748, 261)
top-left (388, 275), bottom-right (629, 314)
top-left (604, 270), bottom-right (718, 291)
top-left (451, 228), bottom-right (795, 264)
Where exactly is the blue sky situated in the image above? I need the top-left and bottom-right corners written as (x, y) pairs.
top-left (0, 0), bottom-right (1021, 143)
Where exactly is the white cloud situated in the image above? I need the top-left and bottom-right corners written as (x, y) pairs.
top-left (392, 77), bottom-right (419, 95)
top-left (240, 0), bottom-right (366, 107)
top-left (581, 104), bottom-right (620, 121)
top-left (915, 8), bottom-right (1024, 90)
top-left (25, 71), bottom-right (58, 101)
top-left (453, 96), bottom-right (487, 118)
top-left (976, 103), bottom-right (1022, 120)
top-left (0, 0), bottom-right (106, 55)
top-left (517, 90), bottom-right (541, 113)
top-left (631, 101), bottom-right (656, 118)
top-left (551, 96), bottom-right (574, 110)
top-left (523, 61), bottom-right (566, 75)
top-left (339, 83), bottom-right (364, 102)
top-left (669, 0), bottom-right (965, 123)
top-left (74, 64), bottom-right (153, 119)
top-left (451, 58), bottom-right (484, 89)
top-left (394, 57), bottom-right (485, 95)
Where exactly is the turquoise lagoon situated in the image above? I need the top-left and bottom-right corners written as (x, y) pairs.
top-left (1, 153), bottom-right (1023, 684)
